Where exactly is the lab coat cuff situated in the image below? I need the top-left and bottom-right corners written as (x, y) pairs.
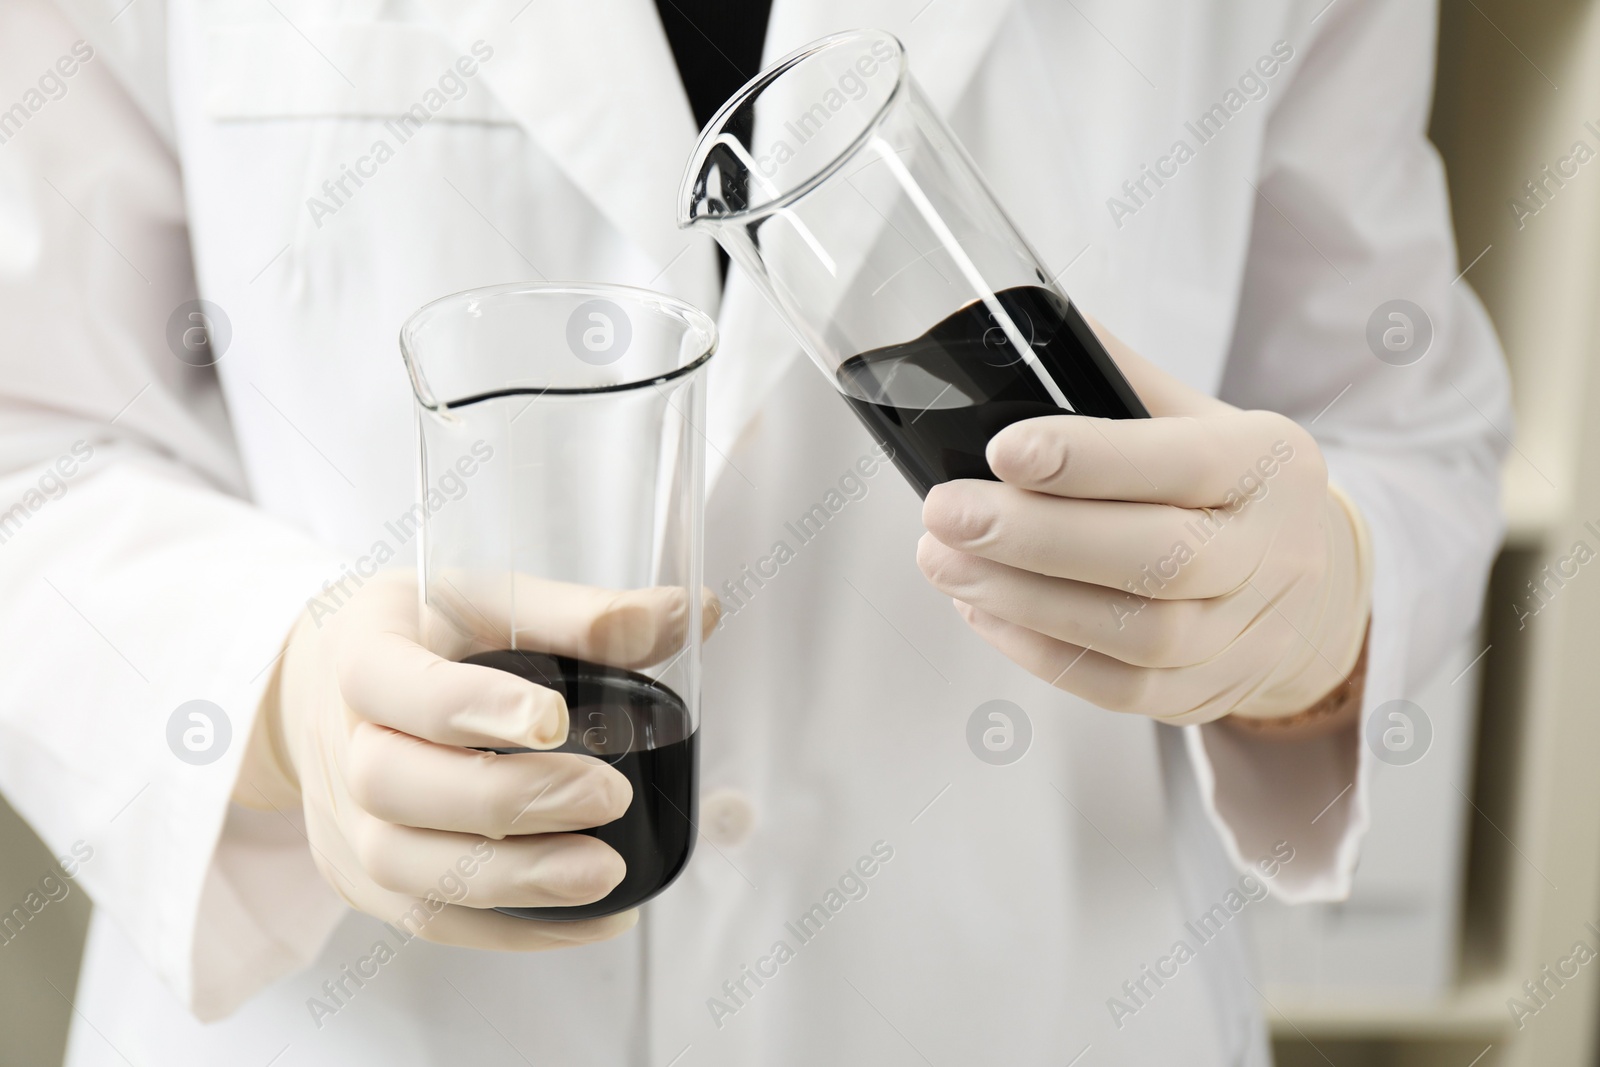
top-left (191, 804), bottom-right (350, 1021)
top-left (1182, 716), bottom-right (1369, 904)
top-left (175, 552), bottom-right (353, 1020)
top-left (0, 452), bottom-right (358, 1020)
top-left (1179, 458), bottom-right (1426, 904)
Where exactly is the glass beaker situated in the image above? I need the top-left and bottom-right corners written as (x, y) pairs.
top-left (400, 282), bottom-right (716, 921)
top-left (678, 29), bottom-right (1147, 499)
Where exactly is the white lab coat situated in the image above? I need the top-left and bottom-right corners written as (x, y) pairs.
top-left (0, 0), bottom-right (1509, 1064)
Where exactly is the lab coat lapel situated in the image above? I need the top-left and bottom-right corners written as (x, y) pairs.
top-left (418, 1), bottom-right (715, 299)
top-left (420, 1), bottom-right (1017, 493)
top-left (764, 0), bottom-right (1020, 113)
top-left (707, 0), bottom-right (1019, 493)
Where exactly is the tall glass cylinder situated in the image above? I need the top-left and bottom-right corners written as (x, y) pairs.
top-left (679, 29), bottom-right (1146, 498)
top-left (400, 282), bottom-right (716, 920)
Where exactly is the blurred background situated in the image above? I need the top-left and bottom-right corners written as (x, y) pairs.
top-left (1268, 0), bottom-right (1600, 1063)
top-left (5, 0), bottom-right (1600, 1064)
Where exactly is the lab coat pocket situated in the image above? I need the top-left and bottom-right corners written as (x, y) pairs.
top-left (200, 20), bottom-right (514, 252)
top-left (204, 21), bottom-right (511, 125)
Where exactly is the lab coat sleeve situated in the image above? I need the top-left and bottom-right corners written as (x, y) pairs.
top-left (1186, 0), bottom-right (1511, 901)
top-left (0, 0), bottom-right (350, 1020)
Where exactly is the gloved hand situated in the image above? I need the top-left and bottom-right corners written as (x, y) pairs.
top-left (917, 322), bottom-right (1372, 728)
top-left (235, 569), bottom-right (716, 950)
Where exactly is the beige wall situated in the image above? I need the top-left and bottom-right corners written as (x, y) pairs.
top-left (0, 796), bottom-right (88, 1067)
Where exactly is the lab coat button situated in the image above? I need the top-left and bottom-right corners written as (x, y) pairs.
top-left (700, 788), bottom-right (756, 847)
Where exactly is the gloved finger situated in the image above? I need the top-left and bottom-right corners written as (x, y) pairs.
top-left (917, 535), bottom-right (1269, 668)
top-left (923, 479), bottom-right (1263, 600)
top-left (430, 572), bottom-right (721, 667)
top-left (299, 802), bottom-right (633, 946)
top-left (333, 869), bottom-right (639, 950)
top-left (329, 575), bottom-right (568, 749)
top-left (985, 408), bottom-right (1313, 508)
top-left (409, 904), bottom-right (639, 949)
top-left (341, 574), bottom-right (717, 749)
top-left (337, 621), bottom-right (570, 750)
top-left (952, 600), bottom-right (1256, 725)
top-left (350, 810), bottom-right (628, 909)
top-left (346, 723), bottom-right (633, 838)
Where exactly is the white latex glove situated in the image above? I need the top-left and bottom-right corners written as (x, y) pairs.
top-left (236, 569), bottom-right (716, 950)
top-left (917, 324), bottom-right (1372, 728)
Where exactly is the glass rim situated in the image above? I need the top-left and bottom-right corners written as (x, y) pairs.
top-left (399, 280), bottom-right (718, 409)
top-left (676, 28), bottom-right (909, 230)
